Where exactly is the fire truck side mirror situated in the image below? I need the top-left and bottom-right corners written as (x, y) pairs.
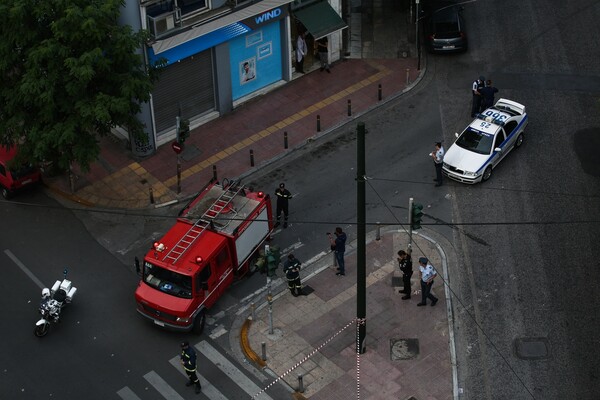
top-left (135, 257), bottom-right (141, 276)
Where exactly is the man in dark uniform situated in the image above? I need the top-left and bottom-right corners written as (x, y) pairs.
top-left (479, 79), bottom-right (499, 110)
top-left (180, 341), bottom-right (202, 394)
top-left (471, 75), bottom-right (485, 117)
top-left (283, 254), bottom-right (306, 296)
top-left (274, 182), bottom-right (292, 228)
top-left (397, 250), bottom-right (413, 299)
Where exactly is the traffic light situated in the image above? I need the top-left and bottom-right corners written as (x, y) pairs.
top-left (178, 119), bottom-right (190, 144)
top-left (411, 203), bottom-right (424, 230)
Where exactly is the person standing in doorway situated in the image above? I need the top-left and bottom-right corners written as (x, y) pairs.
top-left (317, 36), bottom-right (330, 73)
top-left (417, 257), bottom-right (438, 307)
top-left (296, 32), bottom-right (307, 73)
top-left (397, 250), bottom-right (413, 299)
top-left (180, 341), bottom-right (202, 394)
top-left (430, 142), bottom-right (445, 187)
top-left (328, 227), bottom-right (347, 276)
top-left (274, 182), bottom-right (292, 228)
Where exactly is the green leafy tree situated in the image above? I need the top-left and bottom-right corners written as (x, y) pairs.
top-left (0, 0), bottom-right (159, 172)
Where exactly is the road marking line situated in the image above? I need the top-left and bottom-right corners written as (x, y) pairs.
top-left (168, 356), bottom-right (229, 400)
top-left (196, 341), bottom-right (274, 400)
top-left (116, 387), bottom-right (142, 400)
top-left (143, 370), bottom-right (185, 400)
top-left (4, 249), bottom-right (45, 289)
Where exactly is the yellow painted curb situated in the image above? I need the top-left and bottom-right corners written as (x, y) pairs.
top-left (240, 318), bottom-right (266, 368)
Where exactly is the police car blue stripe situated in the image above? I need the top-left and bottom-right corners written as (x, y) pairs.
top-left (474, 114), bottom-right (528, 174)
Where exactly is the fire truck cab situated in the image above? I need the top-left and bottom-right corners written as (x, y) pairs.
top-left (135, 179), bottom-right (272, 333)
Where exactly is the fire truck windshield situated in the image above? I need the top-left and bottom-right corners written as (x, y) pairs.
top-left (143, 261), bottom-right (192, 299)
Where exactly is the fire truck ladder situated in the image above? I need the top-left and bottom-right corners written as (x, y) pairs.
top-left (162, 184), bottom-right (245, 264)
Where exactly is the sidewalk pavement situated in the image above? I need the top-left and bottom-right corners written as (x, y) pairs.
top-left (241, 228), bottom-right (457, 400)
top-left (43, 56), bottom-right (421, 209)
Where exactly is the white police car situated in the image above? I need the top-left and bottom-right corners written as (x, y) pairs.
top-left (442, 98), bottom-right (528, 184)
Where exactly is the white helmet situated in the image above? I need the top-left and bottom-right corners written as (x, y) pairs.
top-left (41, 288), bottom-right (51, 298)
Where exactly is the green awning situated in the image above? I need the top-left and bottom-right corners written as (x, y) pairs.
top-left (294, 1), bottom-right (347, 39)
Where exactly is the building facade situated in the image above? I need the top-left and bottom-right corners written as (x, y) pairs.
top-left (119, 0), bottom-right (347, 156)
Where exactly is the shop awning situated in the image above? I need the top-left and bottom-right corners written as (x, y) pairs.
top-left (294, 0), bottom-right (347, 40)
top-left (152, 0), bottom-right (293, 55)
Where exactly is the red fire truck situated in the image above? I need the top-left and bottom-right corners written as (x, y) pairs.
top-left (135, 179), bottom-right (273, 333)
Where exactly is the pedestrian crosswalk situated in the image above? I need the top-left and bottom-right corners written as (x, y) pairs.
top-left (117, 340), bottom-right (276, 400)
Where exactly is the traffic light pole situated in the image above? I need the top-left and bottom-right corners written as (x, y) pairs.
top-left (408, 197), bottom-right (414, 255)
top-left (357, 122), bottom-right (366, 354)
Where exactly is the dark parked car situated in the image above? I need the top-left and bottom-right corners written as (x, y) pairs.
top-left (423, 2), bottom-right (467, 53)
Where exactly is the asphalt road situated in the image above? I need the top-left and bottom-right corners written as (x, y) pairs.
top-left (428, 1), bottom-right (600, 399)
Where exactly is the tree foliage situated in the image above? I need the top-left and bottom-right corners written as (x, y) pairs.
top-left (0, 0), bottom-right (157, 172)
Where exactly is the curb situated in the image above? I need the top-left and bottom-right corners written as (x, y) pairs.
top-left (240, 317), bottom-right (266, 368)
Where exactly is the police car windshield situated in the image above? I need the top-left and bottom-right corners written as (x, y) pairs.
top-left (143, 261), bottom-right (192, 299)
top-left (455, 127), bottom-right (494, 155)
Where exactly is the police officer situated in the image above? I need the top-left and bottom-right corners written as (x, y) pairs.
top-left (471, 75), bottom-right (485, 117)
top-left (274, 182), bottom-right (292, 228)
top-left (283, 254), bottom-right (306, 296)
top-left (430, 142), bottom-right (445, 187)
top-left (180, 341), bottom-right (202, 394)
top-left (479, 79), bottom-right (499, 110)
top-left (397, 250), bottom-right (413, 299)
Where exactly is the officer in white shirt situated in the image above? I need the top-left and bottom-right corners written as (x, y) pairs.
top-left (430, 142), bottom-right (445, 187)
top-left (417, 257), bottom-right (439, 307)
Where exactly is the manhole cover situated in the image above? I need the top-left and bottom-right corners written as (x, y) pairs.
top-left (391, 276), bottom-right (402, 287)
top-left (302, 286), bottom-right (315, 295)
top-left (574, 127), bottom-right (600, 176)
top-left (514, 337), bottom-right (549, 360)
top-left (390, 338), bottom-right (419, 360)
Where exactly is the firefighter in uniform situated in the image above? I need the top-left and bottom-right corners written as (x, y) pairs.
top-left (274, 182), bottom-right (292, 228)
top-left (283, 254), bottom-right (305, 296)
top-left (180, 341), bottom-right (202, 394)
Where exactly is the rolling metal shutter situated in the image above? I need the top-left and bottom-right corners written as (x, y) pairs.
top-left (152, 50), bottom-right (215, 135)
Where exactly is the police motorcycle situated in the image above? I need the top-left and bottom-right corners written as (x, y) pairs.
top-left (34, 268), bottom-right (77, 337)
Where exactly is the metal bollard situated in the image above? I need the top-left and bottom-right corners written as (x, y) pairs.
top-left (149, 187), bottom-right (155, 204)
top-left (317, 115), bottom-right (321, 132)
top-left (284, 131), bottom-right (288, 149)
top-left (297, 375), bottom-right (305, 393)
top-left (261, 342), bottom-right (267, 361)
top-left (250, 302), bottom-right (255, 321)
top-left (406, 68), bottom-right (410, 85)
top-left (250, 149), bottom-right (255, 167)
top-left (212, 165), bottom-right (217, 181)
top-left (378, 84), bottom-right (382, 101)
top-left (376, 222), bottom-right (381, 241)
top-left (347, 99), bottom-right (352, 116)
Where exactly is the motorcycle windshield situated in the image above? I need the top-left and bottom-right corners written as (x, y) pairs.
top-left (143, 262), bottom-right (193, 299)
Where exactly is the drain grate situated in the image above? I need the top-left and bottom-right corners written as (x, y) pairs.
top-left (514, 337), bottom-right (550, 360)
top-left (390, 338), bottom-right (419, 360)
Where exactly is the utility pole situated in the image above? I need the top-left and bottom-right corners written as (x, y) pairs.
top-left (357, 122), bottom-right (366, 354)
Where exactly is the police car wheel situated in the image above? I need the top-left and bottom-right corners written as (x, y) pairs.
top-left (482, 166), bottom-right (493, 182)
top-left (192, 311), bottom-right (206, 335)
top-left (515, 133), bottom-right (524, 148)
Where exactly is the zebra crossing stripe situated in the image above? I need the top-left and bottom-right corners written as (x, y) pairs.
top-left (196, 341), bottom-right (274, 400)
top-left (168, 356), bottom-right (229, 400)
top-left (143, 370), bottom-right (185, 400)
top-left (116, 386), bottom-right (142, 400)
